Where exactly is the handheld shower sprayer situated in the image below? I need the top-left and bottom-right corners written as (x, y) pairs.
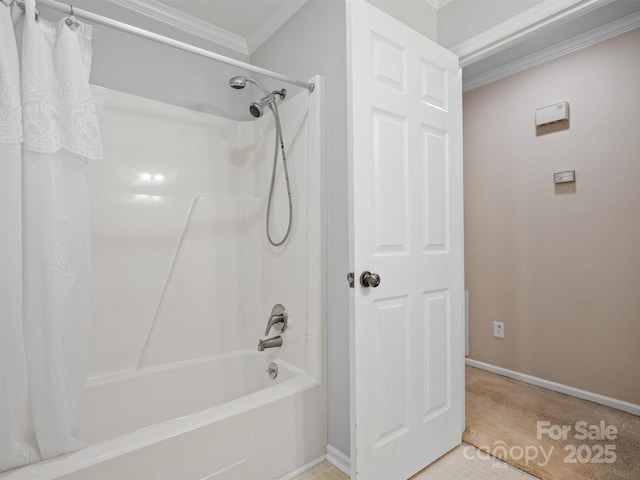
top-left (229, 76), bottom-right (293, 247)
top-left (229, 76), bottom-right (271, 94)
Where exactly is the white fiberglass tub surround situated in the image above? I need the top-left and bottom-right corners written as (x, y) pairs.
top-left (0, 77), bottom-right (325, 480)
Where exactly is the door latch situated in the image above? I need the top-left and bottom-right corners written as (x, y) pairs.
top-left (347, 272), bottom-right (355, 288)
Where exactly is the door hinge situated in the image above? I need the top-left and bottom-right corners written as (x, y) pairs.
top-left (347, 272), bottom-right (355, 288)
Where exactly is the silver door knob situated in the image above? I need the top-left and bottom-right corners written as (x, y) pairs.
top-left (360, 271), bottom-right (381, 288)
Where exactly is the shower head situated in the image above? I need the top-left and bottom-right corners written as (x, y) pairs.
top-left (250, 100), bottom-right (266, 118)
top-left (249, 90), bottom-right (286, 118)
top-left (229, 76), bottom-right (287, 118)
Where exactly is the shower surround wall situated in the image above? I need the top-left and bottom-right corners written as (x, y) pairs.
top-left (0, 83), bottom-right (325, 479)
top-left (89, 88), bottom-right (258, 375)
top-left (88, 84), bottom-right (321, 379)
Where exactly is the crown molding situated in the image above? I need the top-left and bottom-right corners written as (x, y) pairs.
top-left (452, 0), bottom-right (618, 67)
top-left (423, 0), bottom-right (454, 9)
top-left (106, 0), bottom-right (250, 55)
top-left (463, 10), bottom-right (640, 92)
top-left (246, 0), bottom-right (308, 54)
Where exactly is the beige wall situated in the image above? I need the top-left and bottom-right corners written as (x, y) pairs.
top-left (464, 28), bottom-right (640, 405)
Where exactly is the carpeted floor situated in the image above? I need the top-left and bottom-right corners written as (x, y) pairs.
top-left (463, 366), bottom-right (640, 480)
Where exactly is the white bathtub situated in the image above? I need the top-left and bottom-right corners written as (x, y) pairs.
top-left (81, 351), bottom-right (298, 444)
top-left (0, 351), bottom-right (322, 480)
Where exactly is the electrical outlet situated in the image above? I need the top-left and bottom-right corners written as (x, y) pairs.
top-left (493, 321), bottom-right (504, 339)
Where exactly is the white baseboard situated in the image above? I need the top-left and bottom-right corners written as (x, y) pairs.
top-left (326, 444), bottom-right (351, 477)
top-left (466, 358), bottom-right (640, 417)
top-left (279, 446), bottom-right (351, 479)
top-left (278, 455), bottom-right (325, 480)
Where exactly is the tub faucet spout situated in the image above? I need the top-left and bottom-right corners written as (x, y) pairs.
top-left (265, 304), bottom-right (288, 335)
top-left (258, 335), bottom-right (283, 351)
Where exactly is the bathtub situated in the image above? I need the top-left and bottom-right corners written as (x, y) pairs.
top-left (0, 351), bottom-right (323, 480)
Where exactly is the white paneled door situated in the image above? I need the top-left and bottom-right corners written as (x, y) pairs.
top-left (348, 2), bottom-right (464, 479)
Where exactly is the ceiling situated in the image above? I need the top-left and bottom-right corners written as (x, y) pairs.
top-left (70, 0), bottom-right (640, 87)
top-left (72, 0), bottom-right (310, 56)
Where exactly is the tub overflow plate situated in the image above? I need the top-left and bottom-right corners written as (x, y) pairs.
top-left (266, 362), bottom-right (278, 379)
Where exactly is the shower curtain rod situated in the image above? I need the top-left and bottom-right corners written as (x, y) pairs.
top-left (36, 0), bottom-right (315, 92)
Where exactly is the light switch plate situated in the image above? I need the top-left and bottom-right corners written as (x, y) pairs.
top-left (554, 170), bottom-right (575, 184)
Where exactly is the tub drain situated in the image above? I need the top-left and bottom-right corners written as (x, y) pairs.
top-left (266, 362), bottom-right (278, 379)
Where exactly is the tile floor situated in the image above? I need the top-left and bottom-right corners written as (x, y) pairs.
top-left (295, 445), bottom-right (538, 480)
top-left (293, 460), bottom-right (348, 480)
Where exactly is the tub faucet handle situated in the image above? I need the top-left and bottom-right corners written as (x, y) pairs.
top-left (265, 304), bottom-right (288, 335)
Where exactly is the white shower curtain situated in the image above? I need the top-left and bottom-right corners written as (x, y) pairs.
top-left (0, 0), bottom-right (102, 471)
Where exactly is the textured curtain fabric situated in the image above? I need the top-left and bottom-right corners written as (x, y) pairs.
top-left (0, 1), bottom-right (36, 472)
top-left (0, 0), bottom-right (102, 471)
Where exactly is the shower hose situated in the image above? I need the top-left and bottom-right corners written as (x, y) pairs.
top-left (266, 100), bottom-right (292, 247)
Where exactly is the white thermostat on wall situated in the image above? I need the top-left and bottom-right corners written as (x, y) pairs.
top-left (554, 170), bottom-right (575, 184)
top-left (536, 102), bottom-right (569, 127)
